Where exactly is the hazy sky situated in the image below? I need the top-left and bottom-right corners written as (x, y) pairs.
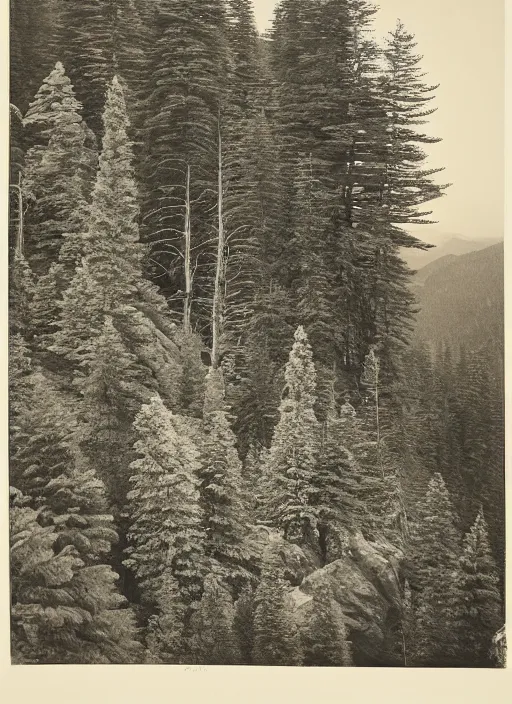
top-left (252, 0), bottom-right (505, 242)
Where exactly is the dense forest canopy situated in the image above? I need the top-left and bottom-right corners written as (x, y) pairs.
top-left (9, 0), bottom-right (505, 667)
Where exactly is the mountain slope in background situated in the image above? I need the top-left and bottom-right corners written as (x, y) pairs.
top-left (412, 242), bottom-right (504, 359)
top-left (401, 233), bottom-right (502, 271)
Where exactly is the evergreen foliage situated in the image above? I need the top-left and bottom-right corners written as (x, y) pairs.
top-left (408, 474), bottom-right (461, 666)
top-left (125, 396), bottom-right (206, 606)
top-left (302, 587), bottom-right (352, 666)
top-left (189, 574), bottom-right (242, 665)
top-left (263, 326), bottom-right (321, 546)
top-left (200, 369), bottom-right (252, 591)
top-left (252, 552), bottom-right (302, 666)
top-left (453, 510), bottom-right (503, 667)
top-left (8, 0), bottom-right (504, 668)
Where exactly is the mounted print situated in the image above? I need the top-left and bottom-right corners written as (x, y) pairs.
top-left (8, 0), bottom-right (506, 667)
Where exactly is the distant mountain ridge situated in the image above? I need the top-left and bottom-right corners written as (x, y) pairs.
top-left (401, 234), bottom-right (502, 271)
top-left (412, 242), bottom-right (504, 360)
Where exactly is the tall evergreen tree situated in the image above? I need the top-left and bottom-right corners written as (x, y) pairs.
top-left (125, 396), bottom-right (206, 607)
top-left (200, 369), bottom-right (252, 592)
top-left (140, 0), bottom-right (231, 327)
top-left (408, 474), bottom-right (461, 666)
top-left (52, 75), bottom-right (144, 365)
top-left (22, 62), bottom-right (96, 276)
top-left (301, 587), bottom-right (352, 666)
top-left (189, 574), bottom-right (242, 665)
top-left (453, 510), bottom-right (503, 667)
top-left (10, 377), bottom-right (141, 664)
top-left (263, 326), bottom-right (321, 547)
top-left (252, 551), bottom-right (302, 666)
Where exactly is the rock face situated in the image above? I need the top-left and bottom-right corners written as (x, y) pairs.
top-left (248, 525), bottom-right (321, 585)
top-left (287, 531), bottom-right (404, 665)
top-left (249, 525), bottom-right (404, 665)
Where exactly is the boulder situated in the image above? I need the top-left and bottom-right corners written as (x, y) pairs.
top-left (248, 525), bottom-right (321, 585)
top-left (287, 531), bottom-right (404, 664)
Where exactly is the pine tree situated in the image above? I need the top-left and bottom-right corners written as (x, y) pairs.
top-left (200, 368), bottom-right (252, 592)
top-left (10, 379), bottom-right (141, 664)
top-left (408, 473), bottom-right (461, 666)
top-left (79, 315), bottom-right (157, 508)
top-left (453, 510), bottom-right (503, 667)
top-left (301, 587), bottom-right (352, 666)
top-left (252, 552), bottom-right (302, 666)
top-left (52, 75), bottom-right (144, 365)
top-left (263, 326), bottom-right (321, 547)
top-left (125, 396), bottom-right (206, 607)
top-left (189, 574), bottom-right (241, 665)
top-left (233, 584), bottom-right (256, 665)
top-left (312, 401), bottom-right (366, 563)
top-left (22, 62), bottom-right (96, 275)
top-left (9, 251), bottom-right (34, 338)
top-left (140, 0), bottom-right (231, 325)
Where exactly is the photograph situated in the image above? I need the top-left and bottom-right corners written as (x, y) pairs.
top-left (7, 0), bottom-right (506, 668)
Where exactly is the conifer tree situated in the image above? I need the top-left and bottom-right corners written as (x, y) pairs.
top-left (189, 574), bottom-right (242, 665)
top-left (10, 379), bottom-right (141, 664)
top-left (453, 510), bottom-right (503, 667)
top-left (312, 401), bottom-right (366, 563)
top-left (53, 75), bottom-right (144, 365)
top-left (200, 368), bottom-right (252, 592)
top-left (234, 584), bottom-right (256, 665)
top-left (9, 251), bottom-right (34, 338)
top-left (252, 552), bottom-right (302, 666)
top-left (225, 0), bottom-right (260, 115)
top-left (263, 326), bottom-right (321, 546)
top-left (301, 587), bottom-right (352, 666)
top-left (141, 0), bottom-right (231, 322)
top-left (22, 62), bottom-right (96, 275)
top-left (125, 396), bottom-right (206, 607)
top-left (80, 315), bottom-right (157, 508)
top-left (9, 335), bottom-right (33, 442)
top-left (408, 473), bottom-right (461, 666)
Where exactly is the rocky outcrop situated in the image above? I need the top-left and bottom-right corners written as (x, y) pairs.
top-left (286, 531), bottom-right (404, 665)
top-left (249, 524), bottom-right (405, 664)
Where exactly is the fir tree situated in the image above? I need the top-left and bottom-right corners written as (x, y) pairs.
top-left (200, 368), bottom-right (252, 592)
top-left (312, 401), bottom-right (366, 563)
top-left (79, 315), bottom-right (157, 508)
top-left (263, 326), bottom-right (321, 546)
top-left (453, 510), bottom-right (503, 667)
top-left (189, 574), bottom-right (241, 665)
top-left (125, 396), bottom-right (206, 607)
top-left (408, 473), bottom-right (461, 666)
top-left (52, 75), bottom-right (144, 365)
top-left (252, 552), bottom-right (302, 666)
top-left (301, 587), bottom-right (352, 666)
top-left (22, 62), bottom-right (96, 275)
top-left (233, 584), bottom-right (256, 665)
top-left (141, 0), bottom-right (231, 324)
top-left (10, 379), bottom-right (141, 664)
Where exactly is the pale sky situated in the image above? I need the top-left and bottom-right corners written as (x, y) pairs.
top-left (252, 0), bottom-right (505, 242)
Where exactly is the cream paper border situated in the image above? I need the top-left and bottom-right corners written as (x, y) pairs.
top-left (0, 1), bottom-right (510, 701)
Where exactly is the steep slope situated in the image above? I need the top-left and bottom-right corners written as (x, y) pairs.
top-left (413, 242), bottom-right (504, 359)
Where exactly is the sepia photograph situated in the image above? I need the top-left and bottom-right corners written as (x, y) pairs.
top-left (7, 0), bottom-right (506, 670)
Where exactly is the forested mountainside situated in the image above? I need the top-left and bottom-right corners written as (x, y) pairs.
top-left (401, 233), bottom-right (502, 271)
top-left (9, 0), bottom-right (504, 667)
top-left (413, 242), bottom-right (504, 360)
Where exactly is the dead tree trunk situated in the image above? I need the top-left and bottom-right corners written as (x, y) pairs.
top-left (211, 118), bottom-right (225, 370)
top-left (183, 164), bottom-right (192, 333)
